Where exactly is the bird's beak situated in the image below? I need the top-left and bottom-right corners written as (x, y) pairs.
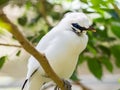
top-left (87, 26), bottom-right (96, 32)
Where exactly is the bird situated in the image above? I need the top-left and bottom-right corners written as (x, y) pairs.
top-left (22, 12), bottom-right (95, 90)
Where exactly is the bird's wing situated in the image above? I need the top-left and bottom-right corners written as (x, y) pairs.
top-left (36, 27), bottom-right (60, 52)
top-left (22, 28), bottom-right (59, 90)
top-left (26, 27), bottom-right (61, 79)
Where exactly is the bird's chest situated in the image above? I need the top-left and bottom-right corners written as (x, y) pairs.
top-left (44, 31), bottom-right (88, 78)
top-left (45, 31), bottom-right (83, 59)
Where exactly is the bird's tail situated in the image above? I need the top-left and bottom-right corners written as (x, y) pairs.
top-left (22, 70), bottom-right (49, 90)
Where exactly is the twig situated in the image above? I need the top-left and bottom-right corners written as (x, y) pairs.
top-left (37, 0), bottom-right (52, 27)
top-left (0, 9), bottom-right (67, 90)
top-left (112, 3), bottom-right (120, 18)
top-left (0, 43), bottom-right (22, 48)
top-left (72, 81), bottom-right (90, 90)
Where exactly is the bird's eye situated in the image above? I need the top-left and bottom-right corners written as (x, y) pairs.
top-left (72, 23), bottom-right (80, 29)
top-left (72, 23), bottom-right (87, 30)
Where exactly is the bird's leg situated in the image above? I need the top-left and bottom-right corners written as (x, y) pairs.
top-left (54, 79), bottom-right (72, 90)
top-left (54, 85), bottom-right (59, 90)
top-left (63, 80), bottom-right (72, 90)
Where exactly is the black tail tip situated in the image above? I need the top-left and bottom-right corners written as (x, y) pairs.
top-left (22, 79), bottom-right (28, 90)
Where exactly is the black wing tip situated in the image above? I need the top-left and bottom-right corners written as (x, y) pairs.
top-left (22, 79), bottom-right (28, 90)
top-left (21, 68), bottom-right (39, 90)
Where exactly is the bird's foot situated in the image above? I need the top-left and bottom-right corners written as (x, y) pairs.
top-left (54, 79), bottom-right (72, 90)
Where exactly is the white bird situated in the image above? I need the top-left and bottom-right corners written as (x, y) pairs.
top-left (22, 12), bottom-right (95, 90)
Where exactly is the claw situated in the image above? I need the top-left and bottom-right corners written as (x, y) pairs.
top-left (63, 80), bottom-right (72, 90)
top-left (54, 80), bottom-right (72, 90)
top-left (54, 85), bottom-right (59, 90)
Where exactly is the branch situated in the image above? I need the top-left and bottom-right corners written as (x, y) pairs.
top-left (112, 3), bottom-right (120, 18)
top-left (0, 10), bottom-right (67, 90)
top-left (0, 43), bottom-right (22, 48)
top-left (37, 0), bottom-right (52, 27)
top-left (72, 81), bottom-right (90, 90)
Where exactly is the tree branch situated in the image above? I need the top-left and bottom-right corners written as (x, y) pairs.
top-left (0, 43), bottom-right (22, 48)
top-left (72, 81), bottom-right (90, 90)
top-left (112, 3), bottom-right (120, 18)
top-left (37, 0), bottom-right (52, 27)
top-left (0, 10), bottom-right (67, 90)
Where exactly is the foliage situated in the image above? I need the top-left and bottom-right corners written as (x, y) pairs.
top-left (0, 56), bottom-right (7, 69)
top-left (78, 0), bottom-right (120, 79)
top-left (87, 58), bottom-right (103, 79)
top-left (0, 0), bottom-right (8, 5)
top-left (0, 0), bottom-right (120, 80)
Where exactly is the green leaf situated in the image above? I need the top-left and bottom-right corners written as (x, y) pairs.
top-left (78, 54), bottom-right (89, 65)
top-left (0, 19), bottom-right (12, 32)
top-left (87, 45), bottom-right (97, 55)
top-left (16, 50), bottom-right (21, 56)
top-left (0, 0), bottom-right (8, 5)
top-left (32, 30), bottom-right (46, 43)
top-left (106, 37), bottom-right (116, 42)
top-left (50, 12), bottom-right (61, 20)
top-left (25, 1), bottom-right (32, 10)
top-left (101, 57), bottom-right (113, 72)
top-left (111, 45), bottom-right (120, 67)
top-left (94, 18), bottom-right (105, 23)
top-left (0, 56), bottom-right (7, 69)
top-left (18, 16), bottom-right (27, 26)
top-left (91, 0), bottom-right (102, 6)
top-left (70, 70), bottom-right (79, 81)
top-left (92, 28), bottom-right (110, 42)
top-left (87, 58), bottom-right (102, 79)
top-left (80, 0), bottom-right (88, 3)
top-left (28, 14), bottom-right (41, 26)
top-left (111, 23), bottom-right (120, 38)
top-left (103, 9), bottom-right (119, 19)
top-left (98, 45), bottom-right (111, 57)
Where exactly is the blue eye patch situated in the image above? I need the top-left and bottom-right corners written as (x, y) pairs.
top-left (71, 23), bottom-right (87, 31)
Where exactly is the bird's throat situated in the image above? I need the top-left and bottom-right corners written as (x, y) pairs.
top-left (72, 27), bottom-right (82, 36)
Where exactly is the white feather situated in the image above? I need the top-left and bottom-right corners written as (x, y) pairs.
top-left (23, 12), bottom-right (91, 90)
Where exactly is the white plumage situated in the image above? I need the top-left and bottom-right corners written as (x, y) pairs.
top-left (22, 12), bottom-right (93, 90)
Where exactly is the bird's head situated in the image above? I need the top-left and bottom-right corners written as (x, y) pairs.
top-left (60, 12), bottom-right (96, 35)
